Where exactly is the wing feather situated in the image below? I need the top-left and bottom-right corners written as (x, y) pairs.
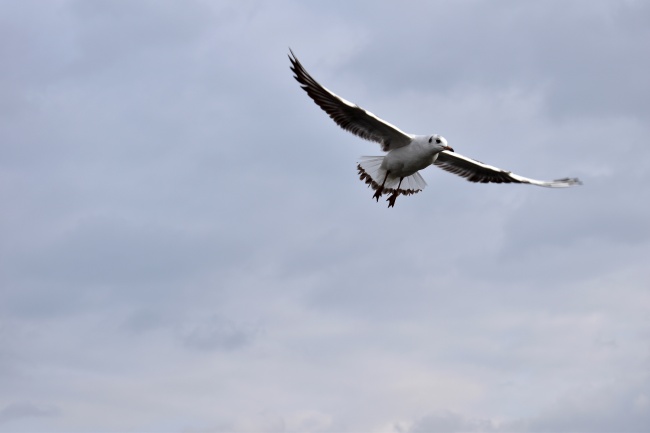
top-left (289, 50), bottom-right (413, 151)
top-left (434, 151), bottom-right (582, 188)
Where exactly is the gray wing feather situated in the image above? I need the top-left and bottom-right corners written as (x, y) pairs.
top-left (434, 151), bottom-right (582, 187)
top-left (289, 50), bottom-right (413, 152)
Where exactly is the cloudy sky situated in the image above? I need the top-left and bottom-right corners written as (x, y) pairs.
top-left (1, 1), bottom-right (649, 432)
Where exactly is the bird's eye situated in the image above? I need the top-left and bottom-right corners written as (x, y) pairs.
top-left (436, 138), bottom-right (442, 144)
top-left (428, 137), bottom-right (432, 143)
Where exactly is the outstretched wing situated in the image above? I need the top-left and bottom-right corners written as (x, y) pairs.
top-left (434, 151), bottom-right (582, 187)
top-left (289, 50), bottom-right (413, 152)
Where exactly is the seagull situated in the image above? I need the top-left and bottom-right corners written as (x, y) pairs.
top-left (289, 50), bottom-right (581, 207)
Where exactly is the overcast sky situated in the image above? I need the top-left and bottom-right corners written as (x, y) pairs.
top-left (1, 1), bottom-right (649, 432)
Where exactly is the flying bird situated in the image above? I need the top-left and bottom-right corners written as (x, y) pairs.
top-left (289, 50), bottom-right (581, 207)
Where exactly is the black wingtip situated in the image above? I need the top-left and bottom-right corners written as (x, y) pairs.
top-left (560, 177), bottom-right (583, 186)
top-left (288, 48), bottom-right (300, 76)
top-left (288, 49), bottom-right (310, 89)
top-left (288, 48), bottom-right (299, 66)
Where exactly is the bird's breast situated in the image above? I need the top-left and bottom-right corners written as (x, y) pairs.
top-left (384, 145), bottom-right (436, 176)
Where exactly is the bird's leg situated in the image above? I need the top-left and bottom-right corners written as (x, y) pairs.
top-left (372, 170), bottom-right (390, 202)
top-left (387, 177), bottom-right (404, 208)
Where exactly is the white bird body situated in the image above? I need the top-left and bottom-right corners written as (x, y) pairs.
top-left (289, 50), bottom-right (581, 207)
top-left (382, 135), bottom-right (446, 176)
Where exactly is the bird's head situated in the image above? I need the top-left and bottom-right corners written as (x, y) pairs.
top-left (428, 134), bottom-right (454, 152)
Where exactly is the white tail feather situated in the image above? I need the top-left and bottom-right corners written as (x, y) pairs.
top-left (357, 156), bottom-right (427, 195)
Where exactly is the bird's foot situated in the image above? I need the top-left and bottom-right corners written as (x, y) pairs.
top-left (372, 188), bottom-right (384, 202)
top-left (386, 191), bottom-right (399, 208)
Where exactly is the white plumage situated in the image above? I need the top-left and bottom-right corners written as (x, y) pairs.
top-left (289, 50), bottom-right (581, 207)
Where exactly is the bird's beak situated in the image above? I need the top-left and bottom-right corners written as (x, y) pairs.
top-left (444, 146), bottom-right (454, 152)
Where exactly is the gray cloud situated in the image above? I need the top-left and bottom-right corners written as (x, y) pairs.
top-left (1, 0), bottom-right (649, 432)
top-left (409, 379), bottom-right (650, 433)
top-left (409, 411), bottom-right (496, 433)
top-left (178, 315), bottom-right (258, 352)
top-left (0, 402), bottom-right (59, 426)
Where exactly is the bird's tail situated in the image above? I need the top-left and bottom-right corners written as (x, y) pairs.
top-left (357, 156), bottom-right (427, 196)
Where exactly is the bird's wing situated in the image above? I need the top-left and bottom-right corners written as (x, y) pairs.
top-left (289, 50), bottom-right (413, 152)
top-left (434, 151), bottom-right (582, 187)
